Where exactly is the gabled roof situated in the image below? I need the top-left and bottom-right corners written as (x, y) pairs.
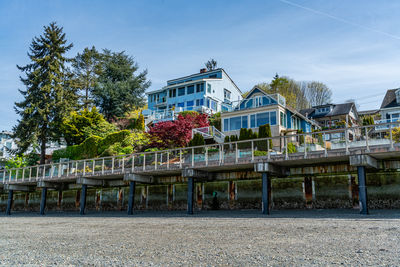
top-left (300, 103), bottom-right (357, 119)
top-left (380, 89), bottom-right (400, 109)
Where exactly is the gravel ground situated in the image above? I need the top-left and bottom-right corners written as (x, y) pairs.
top-left (1, 209), bottom-right (399, 266)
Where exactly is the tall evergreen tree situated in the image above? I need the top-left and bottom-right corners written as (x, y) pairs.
top-left (14, 22), bottom-right (77, 164)
top-left (72, 46), bottom-right (102, 108)
top-left (93, 49), bottom-right (150, 121)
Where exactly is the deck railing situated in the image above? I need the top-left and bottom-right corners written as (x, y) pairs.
top-left (2, 121), bottom-right (399, 184)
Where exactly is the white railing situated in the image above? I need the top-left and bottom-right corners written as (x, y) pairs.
top-left (375, 118), bottom-right (399, 131)
top-left (192, 126), bottom-right (225, 143)
top-left (2, 121), bottom-right (399, 184)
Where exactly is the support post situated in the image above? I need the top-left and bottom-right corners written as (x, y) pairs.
top-left (187, 177), bottom-right (194, 215)
top-left (80, 184), bottom-right (87, 215)
top-left (261, 172), bottom-right (270, 215)
top-left (357, 166), bottom-right (369, 215)
top-left (40, 187), bottom-right (47, 215)
top-left (6, 190), bottom-right (13, 215)
top-left (127, 181), bottom-right (136, 215)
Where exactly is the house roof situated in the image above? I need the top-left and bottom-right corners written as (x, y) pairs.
top-left (380, 89), bottom-right (400, 109)
top-left (300, 103), bottom-right (356, 119)
top-left (358, 109), bottom-right (379, 116)
top-left (147, 68), bottom-right (242, 94)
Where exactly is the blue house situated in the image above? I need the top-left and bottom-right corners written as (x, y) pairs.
top-left (145, 68), bottom-right (242, 122)
top-left (221, 87), bottom-right (319, 139)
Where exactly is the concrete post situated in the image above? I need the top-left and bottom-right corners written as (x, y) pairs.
top-left (127, 181), bottom-right (136, 215)
top-left (40, 187), bottom-right (47, 215)
top-left (357, 166), bottom-right (369, 215)
top-left (261, 172), bottom-right (270, 215)
top-left (80, 184), bottom-right (87, 215)
top-left (6, 190), bottom-right (13, 215)
top-left (187, 177), bottom-right (194, 215)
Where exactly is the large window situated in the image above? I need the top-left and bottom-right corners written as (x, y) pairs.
top-left (256, 112), bottom-right (269, 127)
top-left (196, 99), bottom-right (204, 106)
top-left (242, 116), bottom-right (248, 128)
top-left (223, 119), bottom-right (229, 131)
top-left (270, 111), bottom-right (277, 125)
top-left (169, 88), bottom-right (176, 98)
top-left (250, 114), bottom-right (256, 128)
top-left (196, 83), bottom-right (204, 93)
top-left (187, 100), bottom-right (194, 107)
top-left (187, 85), bottom-right (194, 94)
top-left (229, 117), bottom-right (242, 131)
top-left (178, 87), bottom-right (185, 96)
top-left (207, 84), bottom-right (212, 93)
top-left (178, 102), bottom-right (185, 108)
top-left (211, 100), bottom-right (217, 110)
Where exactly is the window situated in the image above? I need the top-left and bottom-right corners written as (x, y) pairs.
top-left (256, 112), bottom-right (269, 127)
top-left (196, 83), bottom-right (204, 93)
top-left (270, 111), bottom-right (277, 125)
top-left (224, 89), bottom-right (231, 100)
top-left (209, 74), bottom-right (217, 78)
top-left (223, 119), bottom-right (229, 131)
top-left (187, 85), bottom-right (194, 94)
top-left (196, 99), bottom-right (204, 106)
top-left (242, 116), bottom-right (248, 128)
top-left (229, 117), bottom-right (242, 131)
top-left (178, 87), bottom-right (185, 96)
top-left (206, 98), bottom-right (210, 108)
top-left (169, 88), bottom-right (176, 98)
top-left (207, 84), bottom-right (211, 93)
top-left (280, 111), bottom-right (287, 127)
top-left (250, 115), bottom-right (256, 128)
top-left (245, 99), bottom-right (254, 109)
top-left (211, 100), bottom-right (217, 110)
top-left (178, 102), bottom-right (185, 108)
top-left (187, 100), bottom-right (194, 107)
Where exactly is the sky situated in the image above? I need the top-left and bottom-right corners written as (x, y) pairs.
top-left (1, 0), bottom-right (400, 130)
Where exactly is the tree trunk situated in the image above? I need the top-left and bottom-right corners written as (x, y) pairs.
top-left (40, 129), bottom-right (47, 164)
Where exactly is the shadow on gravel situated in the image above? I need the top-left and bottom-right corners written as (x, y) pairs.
top-left (2, 209), bottom-right (400, 219)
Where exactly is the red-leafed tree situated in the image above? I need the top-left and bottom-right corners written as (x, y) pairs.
top-left (148, 113), bottom-right (209, 148)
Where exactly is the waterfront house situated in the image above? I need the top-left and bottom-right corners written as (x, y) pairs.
top-left (375, 88), bottom-right (400, 130)
top-left (221, 87), bottom-right (319, 138)
top-left (146, 68), bottom-right (242, 123)
top-left (300, 102), bottom-right (359, 141)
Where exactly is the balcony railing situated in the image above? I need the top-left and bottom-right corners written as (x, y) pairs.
top-left (375, 118), bottom-right (399, 131)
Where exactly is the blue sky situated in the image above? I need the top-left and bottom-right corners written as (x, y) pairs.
top-left (1, 0), bottom-right (400, 130)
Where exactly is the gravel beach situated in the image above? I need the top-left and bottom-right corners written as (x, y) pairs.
top-left (1, 209), bottom-right (399, 266)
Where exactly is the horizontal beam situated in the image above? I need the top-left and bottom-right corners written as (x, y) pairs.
top-left (124, 174), bottom-right (153, 183)
top-left (254, 162), bottom-right (289, 176)
top-left (349, 155), bottom-right (378, 169)
top-left (76, 178), bottom-right (104, 186)
top-left (181, 168), bottom-right (209, 179)
top-left (37, 181), bottom-right (61, 189)
top-left (4, 184), bottom-right (34, 192)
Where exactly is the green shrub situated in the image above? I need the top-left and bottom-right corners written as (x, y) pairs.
top-left (253, 150), bottom-right (268, 157)
top-left (239, 128), bottom-right (253, 149)
top-left (257, 124), bottom-right (273, 151)
top-left (97, 130), bottom-right (131, 155)
top-left (188, 133), bottom-right (205, 153)
top-left (287, 142), bottom-right (297, 153)
top-left (224, 136), bottom-right (230, 151)
top-left (179, 110), bottom-right (199, 117)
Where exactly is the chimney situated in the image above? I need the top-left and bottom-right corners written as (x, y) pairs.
top-left (200, 68), bottom-right (207, 73)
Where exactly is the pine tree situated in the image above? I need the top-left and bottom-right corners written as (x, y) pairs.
top-left (72, 46), bottom-right (102, 108)
top-left (93, 49), bottom-right (151, 121)
top-left (14, 22), bottom-right (77, 164)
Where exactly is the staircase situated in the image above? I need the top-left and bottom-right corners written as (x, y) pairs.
top-left (192, 126), bottom-right (225, 143)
